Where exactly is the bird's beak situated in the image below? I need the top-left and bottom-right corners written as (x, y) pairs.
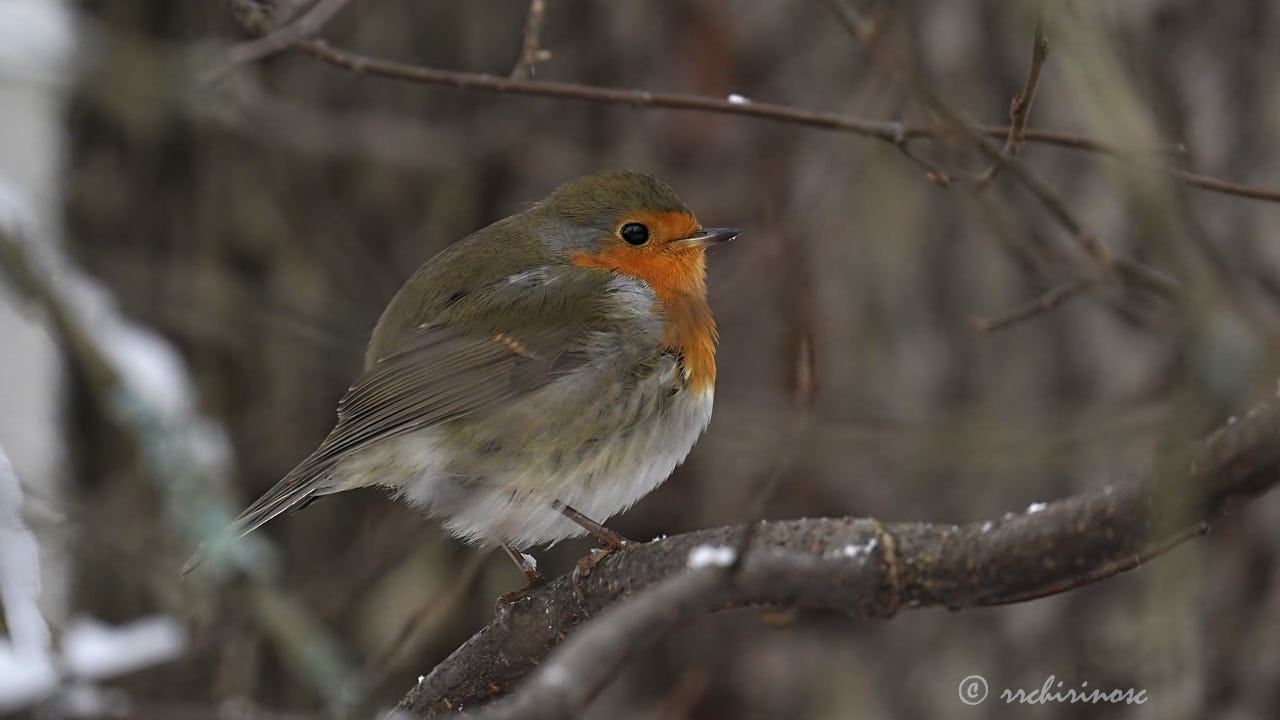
top-left (676, 227), bottom-right (740, 248)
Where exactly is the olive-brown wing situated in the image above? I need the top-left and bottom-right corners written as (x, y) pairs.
top-left (226, 325), bottom-right (582, 539)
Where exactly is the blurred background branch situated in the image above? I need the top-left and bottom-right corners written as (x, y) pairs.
top-left (214, 0), bottom-right (1280, 203)
top-left (0, 194), bottom-right (357, 712)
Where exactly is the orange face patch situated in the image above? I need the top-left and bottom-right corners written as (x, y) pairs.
top-left (627, 210), bottom-right (701, 245)
top-left (568, 209), bottom-right (718, 393)
top-left (569, 209), bottom-right (705, 300)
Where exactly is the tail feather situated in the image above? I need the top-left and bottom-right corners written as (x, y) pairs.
top-left (179, 455), bottom-right (337, 578)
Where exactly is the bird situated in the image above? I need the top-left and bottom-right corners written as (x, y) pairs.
top-left (185, 170), bottom-right (737, 596)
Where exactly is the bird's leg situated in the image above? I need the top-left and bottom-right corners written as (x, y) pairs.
top-left (553, 501), bottom-right (633, 593)
top-left (496, 542), bottom-right (546, 608)
top-left (554, 500), bottom-right (632, 550)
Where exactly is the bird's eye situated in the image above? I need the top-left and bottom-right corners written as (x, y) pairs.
top-left (620, 222), bottom-right (650, 245)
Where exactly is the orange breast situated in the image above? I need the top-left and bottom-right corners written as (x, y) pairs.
top-left (570, 232), bottom-right (717, 394)
top-left (661, 288), bottom-right (717, 395)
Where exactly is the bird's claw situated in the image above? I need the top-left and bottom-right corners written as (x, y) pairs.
top-left (494, 571), bottom-right (547, 621)
top-left (570, 539), bottom-right (633, 603)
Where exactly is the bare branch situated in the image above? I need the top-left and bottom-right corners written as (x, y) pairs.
top-left (975, 19), bottom-right (1049, 188)
top-left (206, 0), bottom-right (356, 82)
top-left (208, 0), bottom-right (1280, 205)
top-left (888, 122), bottom-right (953, 187)
top-left (969, 277), bottom-right (1094, 333)
top-left (510, 0), bottom-right (550, 81)
top-left (472, 569), bottom-right (727, 720)
top-left (0, 199), bottom-right (357, 709)
top-left (396, 398), bottom-right (1280, 715)
top-left (823, 0), bottom-right (1181, 307)
top-left (358, 548), bottom-right (491, 695)
top-left (1162, 165), bottom-right (1280, 203)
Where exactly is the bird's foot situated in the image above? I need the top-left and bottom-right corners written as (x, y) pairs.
top-left (570, 537), bottom-right (635, 603)
top-left (495, 543), bottom-right (546, 615)
top-left (495, 570), bottom-right (547, 610)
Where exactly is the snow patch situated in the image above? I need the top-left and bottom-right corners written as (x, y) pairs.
top-left (0, 449), bottom-right (49, 657)
top-left (541, 663), bottom-right (570, 688)
top-left (0, 615), bottom-right (186, 712)
top-left (827, 537), bottom-right (878, 560)
top-left (687, 545), bottom-right (736, 569)
top-left (61, 616), bottom-right (186, 679)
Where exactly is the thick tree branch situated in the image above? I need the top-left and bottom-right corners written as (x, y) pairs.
top-left (472, 569), bottom-right (728, 720)
top-left (397, 398), bottom-right (1280, 716)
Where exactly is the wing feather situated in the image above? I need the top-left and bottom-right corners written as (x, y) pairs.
top-left (223, 324), bottom-right (576, 540)
top-left (180, 265), bottom-right (620, 576)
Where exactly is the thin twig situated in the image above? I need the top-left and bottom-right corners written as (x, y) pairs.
top-left (824, 0), bottom-right (1182, 303)
top-left (975, 19), bottom-right (1049, 188)
top-left (728, 334), bottom-right (818, 575)
top-left (510, 0), bottom-right (550, 80)
top-left (888, 123), bottom-right (953, 187)
top-left (205, 0), bottom-right (356, 83)
top-left (208, 0), bottom-right (1280, 204)
top-left (1162, 164), bottom-right (1280, 203)
top-left (969, 277), bottom-right (1093, 333)
top-left (359, 547), bottom-right (490, 692)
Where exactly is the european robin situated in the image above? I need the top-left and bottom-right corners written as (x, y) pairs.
top-left (186, 170), bottom-right (737, 593)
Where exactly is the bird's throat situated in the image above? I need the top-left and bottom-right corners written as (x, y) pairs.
top-left (570, 247), bottom-right (717, 393)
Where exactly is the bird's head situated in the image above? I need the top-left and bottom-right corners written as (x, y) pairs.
top-left (535, 170), bottom-right (738, 300)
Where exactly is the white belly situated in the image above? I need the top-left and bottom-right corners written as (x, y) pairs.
top-left (336, 378), bottom-right (713, 549)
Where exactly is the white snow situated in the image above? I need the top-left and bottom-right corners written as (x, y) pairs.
top-left (61, 616), bottom-right (186, 679)
top-left (687, 544), bottom-right (737, 569)
top-left (727, 93), bottom-right (750, 104)
top-left (1026, 502), bottom-right (1047, 514)
top-left (62, 273), bottom-right (196, 417)
top-left (0, 0), bottom-right (77, 87)
top-left (0, 648), bottom-right (56, 713)
top-left (0, 614), bottom-right (186, 712)
top-left (0, 448), bottom-right (50, 657)
top-left (540, 663), bottom-right (570, 688)
top-left (0, 447), bottom-right (59, 713)
top-left (828, 537), bottom-right (878, 560)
